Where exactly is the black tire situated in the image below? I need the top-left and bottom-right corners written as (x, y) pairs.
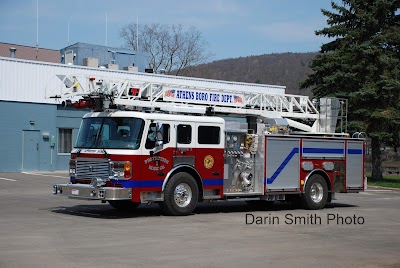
top-left (108, 200), bottom-right (140, 211)
top-left (303, 174), bottom-right (328, 210)
top-left (159, 172), bottom-right (199, 216)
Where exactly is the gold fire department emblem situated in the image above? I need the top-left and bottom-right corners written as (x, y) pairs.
top-left (204, 155), bottom-right (214, 169)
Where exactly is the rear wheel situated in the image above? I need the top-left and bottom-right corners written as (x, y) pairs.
top-left (303, 174), bottom-right (328, 210)
top-left (159, 172), bottom-right (199, 216)
top-left (108, 200), bottom-right (140, 211)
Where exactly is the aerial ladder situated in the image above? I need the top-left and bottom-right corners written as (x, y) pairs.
top-left (47, 74), bottom-right (347, 134)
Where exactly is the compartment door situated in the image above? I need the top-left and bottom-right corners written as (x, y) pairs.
top-left (265, 138), bottom-right (300, 191)
top-left (346, 141), bottom-right (364, 188)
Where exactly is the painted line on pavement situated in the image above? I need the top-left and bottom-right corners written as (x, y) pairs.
top-left (0, 177), bottom-right (17, 182)
top-left (21, 172), bottom-right (69, 179)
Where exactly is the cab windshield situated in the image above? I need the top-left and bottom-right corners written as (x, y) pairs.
top-left (75, 117), bottom-right (144, 149)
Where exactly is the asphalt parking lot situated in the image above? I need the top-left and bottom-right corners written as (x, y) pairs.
top-left (0, 172), bottom-right (399, 268)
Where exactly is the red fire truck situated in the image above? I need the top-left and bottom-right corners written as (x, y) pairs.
top-left (52, 74), bottom-right (365, 216)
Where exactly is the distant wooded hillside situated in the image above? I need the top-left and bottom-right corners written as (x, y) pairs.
top-left (180, 52), bottom-right (318, 96)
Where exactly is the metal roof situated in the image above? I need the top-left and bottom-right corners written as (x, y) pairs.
top-left (0, 57), bottom-right (286, 105)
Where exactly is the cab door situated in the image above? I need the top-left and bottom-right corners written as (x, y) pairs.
top-left (141, 121), bottom-right (174, 189)
top-left (173, 122), bottom-right (196, 167)
top-left (194, 123), bottom-right (224, 196)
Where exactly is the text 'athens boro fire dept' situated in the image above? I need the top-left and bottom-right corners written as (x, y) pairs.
top-left (51, 72), bottom-right (365, 216)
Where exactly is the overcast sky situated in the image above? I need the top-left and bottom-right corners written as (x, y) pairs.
top-left (0, 0), bottom-right (333, 60)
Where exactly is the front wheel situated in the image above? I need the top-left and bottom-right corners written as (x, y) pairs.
top-left (159, 172), bottom-right (199, 216)
top-left (303, 174), bottom-right (328, 210)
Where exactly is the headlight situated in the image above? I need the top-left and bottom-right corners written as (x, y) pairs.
top-left (69, 159), bottom-right (76, 176)
top-left (110, 161), bottom-right (132, 180)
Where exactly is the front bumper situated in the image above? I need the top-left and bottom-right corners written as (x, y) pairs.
top-left (53, 183), bottom-right (132, 201)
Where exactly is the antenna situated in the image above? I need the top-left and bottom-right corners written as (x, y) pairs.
top-left (36, 0), bottom-right (39, 60)
top-left (136, 17), bottom-right (139, 50)
top-left (106, 12), bottom-right (108, 46)
top-left (67, 19), bottom-right (70, 45)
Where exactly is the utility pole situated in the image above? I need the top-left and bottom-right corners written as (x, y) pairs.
top-left (36, 0), bottom-right (39, 60)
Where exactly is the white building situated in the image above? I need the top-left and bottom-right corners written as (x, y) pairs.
top-left (0, 56), bottom-right (285, 171)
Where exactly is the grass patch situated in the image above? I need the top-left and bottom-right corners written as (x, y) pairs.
top-left (367, 174), bottom-right (400, 188)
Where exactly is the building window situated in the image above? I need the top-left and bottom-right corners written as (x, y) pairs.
top-left (58, 128), bottom-right (72, 153)
top-left (198, 126), bottom-right (220, 144)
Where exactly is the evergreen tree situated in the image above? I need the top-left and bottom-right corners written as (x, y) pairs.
top-left (302, 0), bottom-right (400, 180)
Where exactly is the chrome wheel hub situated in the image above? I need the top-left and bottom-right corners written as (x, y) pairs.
top-left (174, 183), bottom-right (192, 208)
top-left (310, 182), bottom-right (323, 203)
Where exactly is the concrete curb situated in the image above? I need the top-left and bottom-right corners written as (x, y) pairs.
top-left (367, 185), bottom-right (400, 192)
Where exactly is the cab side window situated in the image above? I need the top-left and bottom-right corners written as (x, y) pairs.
top-left (177, 124), bottom-right (192, 144)
top-left (198, 126), bottom-right (220, 144)
top-left (145, 123), bottom-right (170, 149)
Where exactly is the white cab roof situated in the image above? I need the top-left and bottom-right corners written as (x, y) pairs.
top-left (83, 111), bottom-right (225, 124)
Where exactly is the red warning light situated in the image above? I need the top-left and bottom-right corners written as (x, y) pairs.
top-left (72, 100), bottom-right (91, 109)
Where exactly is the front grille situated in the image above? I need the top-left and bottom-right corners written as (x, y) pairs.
top-left (76, 158), bottom-right (110, 179)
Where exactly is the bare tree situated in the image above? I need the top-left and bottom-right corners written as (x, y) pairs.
top-left (120, 23), bottom-right (213, 75)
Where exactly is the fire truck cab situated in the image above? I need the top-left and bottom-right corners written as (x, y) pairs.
top-left (60, 111), bottom-right (226, 216)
